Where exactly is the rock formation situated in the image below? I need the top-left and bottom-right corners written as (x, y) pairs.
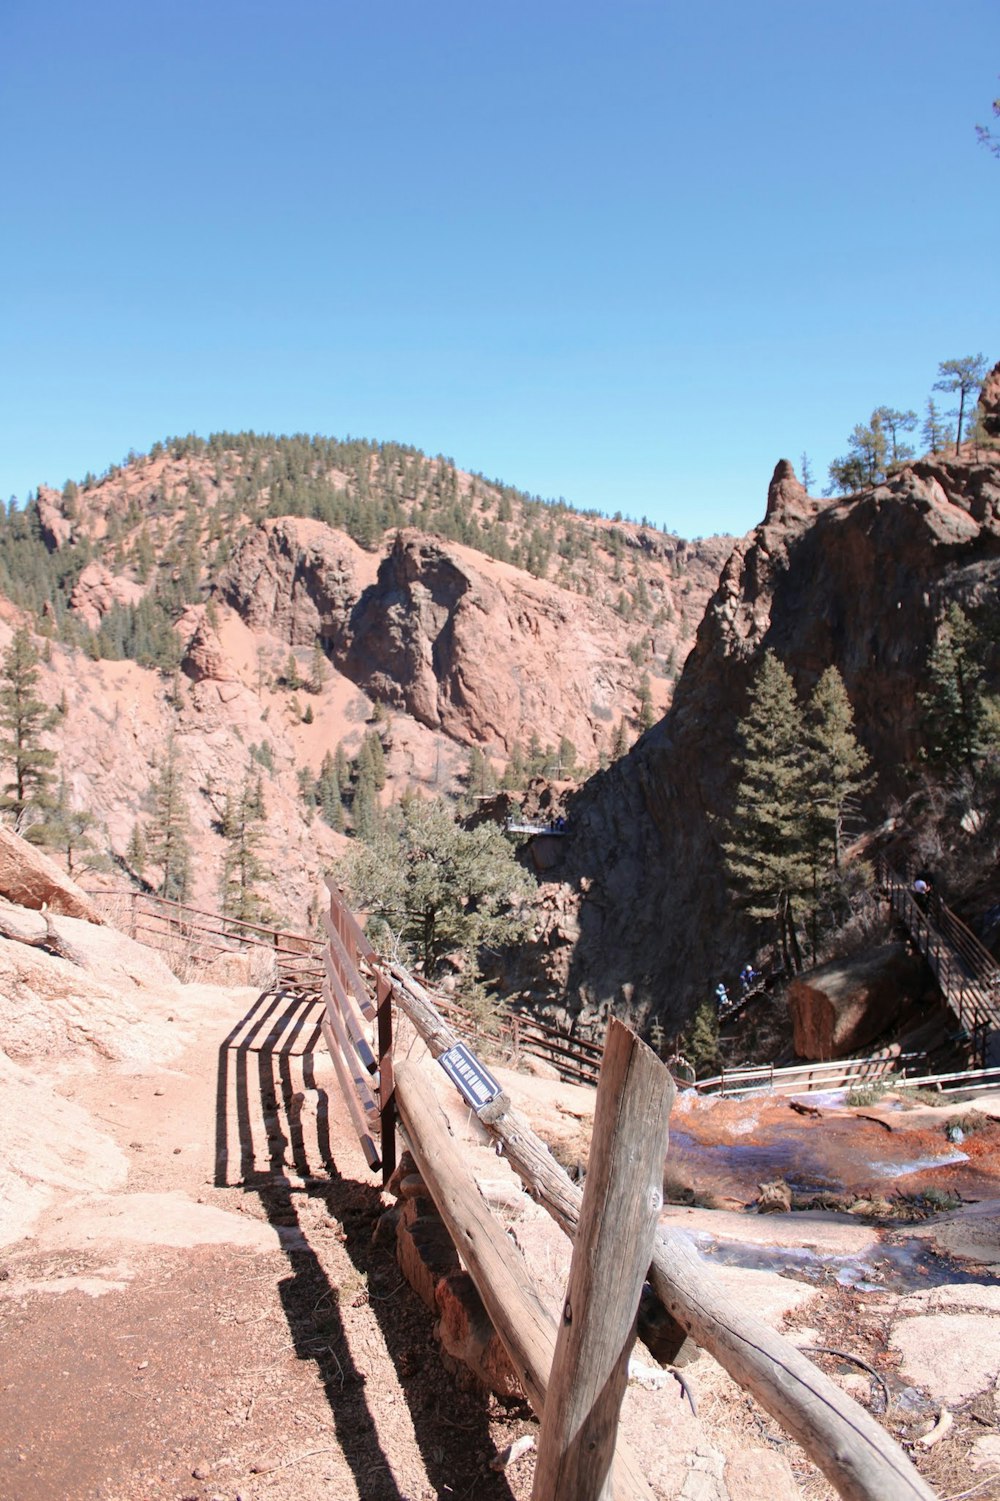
top-left (535, 364), bottom-right (1000, 1032)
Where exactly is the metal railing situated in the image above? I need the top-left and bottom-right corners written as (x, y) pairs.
top-left (883, 868), bottom-right (1000, 1063)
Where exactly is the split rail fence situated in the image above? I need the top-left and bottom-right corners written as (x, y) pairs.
top-left (318, 878), bottom-right (935, 1501)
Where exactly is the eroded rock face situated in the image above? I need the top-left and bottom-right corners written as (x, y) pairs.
top-left (181, 615), bottom-right (239, 684)
top-left (68, 561), bottom-right (144, 632)
top-left (216, 517), bottom-right (363, 647)
top-left (539, 440), bottom-right (1000, 1032)
top-left (341, 530), bottom-right (670, 754)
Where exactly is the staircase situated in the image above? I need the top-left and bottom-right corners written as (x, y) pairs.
top-left (883, 869), bottom-right (1000, 1067)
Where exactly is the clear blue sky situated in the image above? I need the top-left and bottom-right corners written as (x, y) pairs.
top-left (2, 1), bottom-right (998, 537)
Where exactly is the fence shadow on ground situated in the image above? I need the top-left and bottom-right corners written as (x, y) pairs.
top-left (215, 987), bottom-right (520, 1501)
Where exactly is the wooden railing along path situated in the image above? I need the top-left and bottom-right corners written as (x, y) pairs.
top-left (319, 879), bottom-right (934, 1501)
top-left (87, 889), bottom-right (325, 990)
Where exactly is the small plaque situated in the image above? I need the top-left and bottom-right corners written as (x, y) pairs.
top-left (438, 1042), bottom-right (503, 1111)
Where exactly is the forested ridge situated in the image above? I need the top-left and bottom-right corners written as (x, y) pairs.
top-left (0, 430), bottom-right (730, 674)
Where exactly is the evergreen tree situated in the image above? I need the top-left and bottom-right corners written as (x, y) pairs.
top-left (351, 764), bottom-right (381, 842)
top-left (682, 1000), bottom-right (721, 1078)
top-left (315, 750), bottom-right (345, 830)
top-left (147, 733), bottom-right (192, 901)
top-left (919, 604), bottom-right (992, 775)
top-left (501, 740), bottom-right (527, 791)
top-left (465, 745), bottom-right (497, 798)
top-left (341, 795), bottom-right (534, 978)
top-left (611, 716), bottom-right (632, 760)
top-left (921, 397), bottom-right (951, 456)
top-left (934, 355), bottom-right (989, 451)
top-left (721, 652), bottom-right (810, 971)
top-left (799, 452), bottom-right (814, 491)
top-left (873, 406), bottom-right (917, 467)
top-left (556, 735), bottom-right (578, 778)
top-left (126, 820), bottom-right (147, 876)
top-left (636, 674), bottom-right (656, 733)
top-left (804, 667), bottom-right (871, 873)
top-left (309, 641), bottom-right (329, 694)
top-left (220, 774), bottom-right (272, 923)
top-left (827, 411), bottom-right (888, 493)
top-left (0, 625), bottom-right (57, 832)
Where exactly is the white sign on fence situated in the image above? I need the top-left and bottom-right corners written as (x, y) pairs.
top-left (438, 1042), bottom-right (502, 1111)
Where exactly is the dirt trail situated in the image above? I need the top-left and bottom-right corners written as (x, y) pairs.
top-left (0, 985), bottom-right (534, 1501)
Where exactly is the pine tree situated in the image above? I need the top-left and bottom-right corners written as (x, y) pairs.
top-left (919, 604), bottom-right (992, 775)
top-left (465, 745), bottom-right (496, 798)
top-left (611, 716), bottom-right (632, 760)
top-left (220, 774), bottom-right (271, 923)
top-left (147, 732), bottom-right (192, 901)
top-left (934, 355), bottom-right (989, 451)
top-left (342, 795), bottom-right (534, 977)
top-left (31, 777), bottom-right (104, 874)
top-left (352, 763), bottom-right (380, 842)
top-left (721, 652), bottom-right (810, 971)
top-left (126, 820), bottom-right (147, 876)
top-left (636, 674), bottom-right (656, 733)
top-left (501, 741), bottom-right (527, 790)
top-left (921, 397), bottom-right (951, 456)
top-left (804, 667), bottom-right (871, 873)
top-left (309, 641), bottom-right (328, 694)
top-left (315, 750), bottom-right (345, 831)
top-left (0, 625), bottom-right (57, 833)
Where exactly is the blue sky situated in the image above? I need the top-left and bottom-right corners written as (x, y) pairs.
top-left (2, 1), bottom-right (998, 538)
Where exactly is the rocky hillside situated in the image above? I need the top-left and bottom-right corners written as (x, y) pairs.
top-left (529, 366), bottom-right (1000, 1034)
top-left (0, 436), bottom-right (731, 926)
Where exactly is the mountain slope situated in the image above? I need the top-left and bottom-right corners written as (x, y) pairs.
top-left (532, 388), bottom-right (1000, 1033)
top-left (0, 436), bottom-right (732, 928)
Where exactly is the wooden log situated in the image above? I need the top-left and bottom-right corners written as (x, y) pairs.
top-left (388, 963), bottom-right (936, 1501)
top-left (393, 1058), bottom-right (654, 1501)
top-left (532, 1021), bottom-right (675, 1501)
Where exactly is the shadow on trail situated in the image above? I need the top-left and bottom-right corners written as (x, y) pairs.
top-left (216, 987), bottom-right (519, 1501)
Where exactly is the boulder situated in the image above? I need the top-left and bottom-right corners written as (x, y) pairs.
top-left (788, 944), bottom-right (917, 1059)
top-left (0, 827), bottom-right (103, 923)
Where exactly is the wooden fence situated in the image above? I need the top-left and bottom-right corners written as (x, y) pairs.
top-left (318, 880), bottom-right (935, 1501)
top-left (86, 888), bottom-right (325, 990)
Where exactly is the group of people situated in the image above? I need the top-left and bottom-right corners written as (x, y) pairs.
top-left (714, 963), bottom-right (761, 1012)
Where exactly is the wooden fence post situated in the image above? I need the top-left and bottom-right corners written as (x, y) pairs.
top-left (532, 1020), bottom-right (674, 1501)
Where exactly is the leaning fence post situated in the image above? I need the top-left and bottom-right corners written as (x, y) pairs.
top-left (531, 1019), bottom-right (675, 1501)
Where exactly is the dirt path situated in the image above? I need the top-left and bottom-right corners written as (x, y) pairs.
top-left (0, 985), bottom-right (535, 1501)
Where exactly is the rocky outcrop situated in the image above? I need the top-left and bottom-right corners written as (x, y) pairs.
top-left (181, 614), bottom-right (239, 684)
top-left (68, 561), bottom-right (144, 631)
top-left (538, 436), bottom-right (1000, 1032)
top-left (788, 945), bottom-right (919, 1059)
top-left (216, 517), bottom-right (364, 646)
top-left (0, 827), bottom-right (103, 923)
top-left (342, 530), bottom-right (676, 755)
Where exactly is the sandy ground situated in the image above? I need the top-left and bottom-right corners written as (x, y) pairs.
top-left (0, 985), bottom-right (539, 1501)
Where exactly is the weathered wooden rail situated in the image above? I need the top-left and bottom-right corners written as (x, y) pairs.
top-left (318, 881), bottom-right (935, 1501)
top-left (87, 888), bottom-right (325, 989)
